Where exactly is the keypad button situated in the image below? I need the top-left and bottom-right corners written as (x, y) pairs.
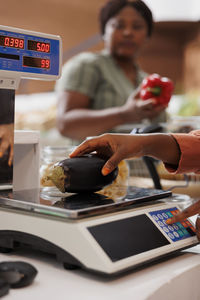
top-left (182, 228), bottom-right (189, 235)
top-left (178, 223), bottom-right (185, 230)
top-left (152, 215), bottom-right (159, 221)
top-left (171, 211), bottom-right (177, 216)
top-left (168, 225), bottom-right (174, 232)
top-left (163, 227), bottom-right (169, 233)
top-left (173, 224), bottom-right (179, 230)
top-left (162, 213), bottom-right (168, 219)
top-left (174, 232), bottom-right (179, 238)
top-left (158, 221), bottom-right (164, 227)
top-left (168, 233), bottom-right (175, 239)
top-left (182, 221), bottom-right (188, 228)
top-left (166, 212), bottom-right (173, 217)
top-left (178, 230), bottom-right (184, 237)
top-left (157, 214), bottom-right (163, 220)
top-left (186, 220), bottom-right (192, 226)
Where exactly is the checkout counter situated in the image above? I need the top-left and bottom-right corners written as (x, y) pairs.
top-left (1, 244), bottom-right (200, 299)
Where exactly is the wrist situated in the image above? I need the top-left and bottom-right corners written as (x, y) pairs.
top-left (140, 134), bottom-right (159, 157)
top-left (136, 134), bottom-right (157, 157)
top-left (128, 134), bottom-right (153, 158)
top-left (140, 133), bottom-right (180, 165)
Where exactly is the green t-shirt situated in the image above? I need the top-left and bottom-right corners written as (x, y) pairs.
top-left (55, 50), bottom-right (166, 121)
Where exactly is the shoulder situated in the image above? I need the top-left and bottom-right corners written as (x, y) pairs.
top-left (63, 52), bottom-right (105, 69)
top-left (55, 52), bottom-right (104, 93)
top-left (58, 52), bottom-right (106, 83)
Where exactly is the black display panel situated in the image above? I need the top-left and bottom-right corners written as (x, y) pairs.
top-left (23, 56), bottom-right (50, 69)
top-left (0, 53), bottom-right (19, 60)
top-left (88, 214), bottom-right (170, 262)
top-left (27, 40), bottom-right (50, 53)
top-left (0, 35), bottom-right (24, 49)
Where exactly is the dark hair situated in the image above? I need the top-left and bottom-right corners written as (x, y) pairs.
top-left (99, 0), bottom-right (153, 37)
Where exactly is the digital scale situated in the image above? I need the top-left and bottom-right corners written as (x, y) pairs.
top-left (0, 25), bottom-right (198, 276)
top-left (0, 187), bottom-right (198, 276)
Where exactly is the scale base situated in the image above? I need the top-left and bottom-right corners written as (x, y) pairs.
top-left (0, 230), bottom-right (81, 270)
top-left (0, 229), bottom-right (197, 278)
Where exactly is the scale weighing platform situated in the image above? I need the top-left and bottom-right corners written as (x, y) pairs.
top-left (0, 187), bottom-right (198, 276)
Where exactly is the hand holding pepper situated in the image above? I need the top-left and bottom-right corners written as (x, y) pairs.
top-left (140, 73), bottom-right (174, 106)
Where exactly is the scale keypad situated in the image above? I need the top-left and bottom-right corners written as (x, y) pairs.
top-left (149, 207), bottom-right (196, 242)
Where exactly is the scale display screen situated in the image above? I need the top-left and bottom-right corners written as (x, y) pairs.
top-left (27, 40), bottom-right (50, 53)
top-left (88, 214), bottom-right (170, 262)
top-left (23, 56), bottom-right (50, 69)
top-left (0, 35), bottom-right (24, 49)
top-left (0, 25), bottom-right (61, 78)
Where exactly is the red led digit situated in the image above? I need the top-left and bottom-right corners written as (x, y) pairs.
top-left (14, 39), bottom-right (19, 48)
top-left (41, 59), bottom-right (46, 68)
top-left (19, 39), bottom-right (24, 49)
top-left (4, 37), bottom-right (9, 47)
top-left (37, 42), bottom-right (41, 51)
top-left (41, 43), bottom-right (45, 52)
top-left (45, 59), bottom-right (50, 68)
top-left (45, 44), bottom-right (50, 53)
top-left (10, 38), bottom-right (14, 47)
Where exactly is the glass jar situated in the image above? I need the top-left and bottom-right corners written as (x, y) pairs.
top-left (40, 146), bottom-right (75, 198)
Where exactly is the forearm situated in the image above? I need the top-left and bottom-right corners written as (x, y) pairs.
top-left (138, 133), bottom-right (181, 165)
top-left (70, 132), bottom-right (181, 176)
top-left (57, 107), bottom-right (125, 140)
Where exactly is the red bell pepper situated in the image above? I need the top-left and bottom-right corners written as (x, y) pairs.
top-left (140, 73), bottom-right (174, 105)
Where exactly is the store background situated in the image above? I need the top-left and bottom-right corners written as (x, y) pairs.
top-left (0, 0), bottom-right (199, 146)
top-left (0, 0), bottom-right (199, 195)
top-left (0, 0), bottom-right (199, 94)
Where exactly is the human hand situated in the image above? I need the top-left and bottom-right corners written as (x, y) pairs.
top-left (69, 133), bottom-right (144, 175)
top-left (121, 90), bottom-right (166, 123)
top-left (166, 200), bottom-right (200, 241)
top-left (0, 123), bottom-right (14, 166)
top-left (70, 132), bottom-right (179, 176)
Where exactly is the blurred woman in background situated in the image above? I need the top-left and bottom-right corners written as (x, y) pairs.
top-left (56, 0), bottom-right (167, 143)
